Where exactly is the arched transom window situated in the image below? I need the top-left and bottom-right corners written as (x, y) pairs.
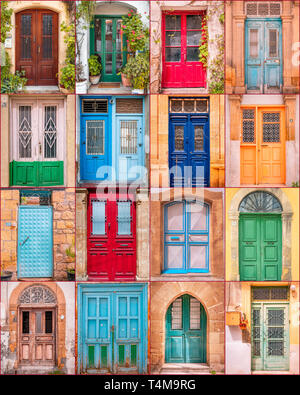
top-left (239, 191), bottom-right (282, 213)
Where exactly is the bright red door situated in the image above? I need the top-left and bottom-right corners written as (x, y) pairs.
top-left (162, 11), bottom-right (206, 88)
top-left (87, 192), bottom-right (136, 281)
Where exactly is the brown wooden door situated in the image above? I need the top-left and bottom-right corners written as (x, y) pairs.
top-left (16, 10), bottom-right (58, 86)
top-left (19, 309), bottom-right (56, 366)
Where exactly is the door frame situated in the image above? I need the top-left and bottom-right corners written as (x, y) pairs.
top-left (240, 105), bottom-right (286, 185)
top-left (77, 283), bottom-right (148, 374)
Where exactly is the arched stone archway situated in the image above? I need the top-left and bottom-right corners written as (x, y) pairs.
top-left (228, 188), bottom-right (293, 280)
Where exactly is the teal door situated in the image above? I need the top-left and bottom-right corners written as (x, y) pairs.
top-left (17, 205), bottom-right (53, 278)
top-left (252, 303), bottom-right (289, 371)
top-left (91, 16), bottom-right (127, 82)
top-left (165, 295), bottom-right (206, 363)
top-left (239, 214), bottom-right (282, 281)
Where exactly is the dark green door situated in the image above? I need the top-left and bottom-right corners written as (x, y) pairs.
top-left (165, 295), bottom-right (206, 363)
top-left (239, 214), bottom-right (282, 281)
top-left (91, 16), bottom-right (127, 82)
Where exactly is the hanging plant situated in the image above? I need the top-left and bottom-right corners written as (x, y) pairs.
top-left (120, 10), bottom-right (149, 53)
top-left (199, 15), bottom-right (208, 69)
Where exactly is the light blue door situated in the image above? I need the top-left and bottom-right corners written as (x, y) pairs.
top-left (245, 18), bottom-right (282, 93)
top-left (78, 283), bottom-right (148, 374)
top-left (116, 116), bottom-right (144, 182)
top-left (17, 206), bottom-right (53, 278)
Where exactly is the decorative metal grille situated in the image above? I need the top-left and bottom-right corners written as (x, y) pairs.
top-left (170, 98), bottom-right (208, 113)
top-left (19, 286), bottom-right (56, 304)
top-left (44, 106), bottom-right (57, 158)
top-left (252, 309), bottom-right (261, 356)
top-left (86, 120), bottom-right (105, 155)
top-left (242, 109), bottom-right (255, 143)
top-left (174, 125), bottom-right (184, 151)
top-left (120, 121), bottom-right (138, 154)
top-left (252, 287), bottom-right (289, 300)
top-left (267, 309), bottom-right (285, 356)
top-left (18, 106), bottom-right (32, 158)
top-left (82, 100), bottom-right (108, 113)
top-left (239, 191), bottom-right (282, 212)
top-left (263, 112), bottom-right (280, 142)
top-left (190, 297), bottom-right (201, 329)
top-left (245, 2), bottom-right (281, 16)
top-left (171, 297), bottom-right (182, 330)
top-left (20, 190), bottom-right (52, 206)
top-left (194, 126), bottom-right (204, 151)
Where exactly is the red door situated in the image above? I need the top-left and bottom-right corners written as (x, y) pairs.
top-left (87, 192), bottom-right (136, 281)
top-left (162, 11), bottom-right (206, 88)
top-left (16, 10), bottom-right (58, 86)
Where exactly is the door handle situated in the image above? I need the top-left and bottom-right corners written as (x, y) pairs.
top-left (39, 143), bottom-right (42, 155)
top-left (108, 223), bottom-right (111, 230)
top-left (20, 236), bottom-right (30, 246)
top-left (37, 45), bottom-right (40, 54)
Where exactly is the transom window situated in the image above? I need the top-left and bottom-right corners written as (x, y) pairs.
top-left (164, 200), bottom-right (209, 273)
top-left (239, 191), bottom-right (282, 213)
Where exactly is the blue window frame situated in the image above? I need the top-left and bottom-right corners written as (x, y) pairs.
top-left (163, 200), bottom-right (209, 273)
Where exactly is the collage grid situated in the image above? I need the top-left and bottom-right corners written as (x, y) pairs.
top-left (0, 0), bottom-right (299, 377)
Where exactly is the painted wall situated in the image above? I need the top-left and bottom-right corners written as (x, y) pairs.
top-left (226, 188), bottom-right (299, 281)
top-left (150, 94), bottom-right (225, 188)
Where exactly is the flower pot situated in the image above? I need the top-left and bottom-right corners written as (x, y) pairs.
top-left (121, 73), bottom-right (132, 87)
top-left (59, 86), bottom-right (69, 94)
top-left (1, 271), bottom-right (13, 281)
top-left (89, 74), bottom-right (101, 85)
top-left (67, 271), bottom-right (75, 281)
top-left (131, 88), bottom-right (144, 95)
top-left (76, 80), bottom-right (88, 94)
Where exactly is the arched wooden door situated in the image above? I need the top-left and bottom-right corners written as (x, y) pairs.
top-left (239, 191), bottom-right (282, 281)
top-left (16, 9), bottom-right (58, 86)
top-left (165, 295), bottom-right (207, 363)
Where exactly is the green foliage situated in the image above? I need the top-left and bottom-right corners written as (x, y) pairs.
top-left (1, 1), bottom-right (13, 44)
top-left (208, 33), bottom-right (224, 94)
top-left (199, 16), bottom-right (208, 68)
top-left (1, 52), bottom-right (27, 93)
top-left (121, 11), bottom-right (149, 53)
top-left (59, 64), bottom-right (75, 91)
top-left (292, 181), bottom-right (299, 187)
top-left (121, 52), bottom-right (149, 90)
top-left (88, 55), bottom-right (102, 76)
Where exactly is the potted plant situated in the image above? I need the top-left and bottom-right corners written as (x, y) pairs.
top-left (59, 64), bottom-right (75, 93)
top-left (66, 268), bottom-right (75, 281)
top-left (121, 52), bottom-right (149, 94)
top-left (1, 270), bottom-right (13, 281)
top-left (88, 54), bottom-right (102, 85)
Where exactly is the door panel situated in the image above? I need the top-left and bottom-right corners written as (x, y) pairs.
top-left (87, 194), bottom-right (136, 281)
top-left (16, 10), bottom-right (58, 86)
top-left (245, 19), bottom-right (282, 93)
top-left (239, 214), bottom-right (282, 281)
top-left (252, 303), bottom-right (289, 371)
top-left (80, 285), bottom-right (147, 373)
top-left (165, 295), bottom-right (206, 363)
top-left (162, 13), bottom-right (206, 88)
top-left (17, 206), bottom-right (53, 278)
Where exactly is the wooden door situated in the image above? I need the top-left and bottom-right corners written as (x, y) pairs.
top-left (239, 214), bottom-right (282, 281)
top-left (165, 295), bottom-right (206, 363)
top-left (19, 309), bottom-right (56, 366)
top-left (87, 193), bottom-right (136, 281)
top-left (240, 107), bottom-right (285, 185)
top-left (252, 303), bottom-right (289, 371)
top-left (16, 10), bottom-right (58, 86)
top-left (162, 12), bottom-right (206, 88)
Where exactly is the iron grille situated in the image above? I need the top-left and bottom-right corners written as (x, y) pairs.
top-left (245, 2), bottom-right (281, 16)
top-left (239, 191), bottom-right (282, 213)
top-left (20, 190), bottom-right (52, 206)
top-left (82, 99), bottom-right (108, 113)
top-left (252, 287), bottom-right (289, 301)
top-left (18, 106), bottom-right (32, 158)
top-left (171, 297), bottom-right (182, 330)
top-left (120, 121), bottom-right (138, 154)
top-left (169, 98), bottom-right (209, 113)
top-left (44, 106), bottom-right (57, 158)
top-left (242, 109), bottom-right (255, 143)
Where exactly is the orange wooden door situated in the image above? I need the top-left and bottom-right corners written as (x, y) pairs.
top-left (240, 107), bottom-right (285, 185)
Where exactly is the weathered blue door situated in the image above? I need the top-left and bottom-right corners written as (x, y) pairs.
top-left (245, 19), bottom-right (282, 93)
top-left (169, 113), bottom-right (209, 187)
top-left (165, 295), bottom-right (207, 363)
top-left (78, 283), bottom-right (148, 374)
top-left (17, 206), bottom-right (53, 278)
top-left (116, 116), bottom-right (144, 182)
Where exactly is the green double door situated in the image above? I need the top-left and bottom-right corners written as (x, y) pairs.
top-left (91, 16), bottom-right (127, 82)
top-left (239, 214), bottom-right (282, 281)
top-left (165, 295), bottom-right (206, 363)
top-left (252, 303), bottom-right (289, 371)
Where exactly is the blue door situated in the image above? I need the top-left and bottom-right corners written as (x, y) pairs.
top-left (116, 116), bottom-right (144, 182)
top-left (17, 206), bottom-right (53, 278)
top-left (164, 200), bottom-right (209, 273)
top-left (78, 283), bottom-right (148, 374)
top-left (169, 114), bottom-right (209, 187)
top-left (245, 19), bottom-right (282, 93)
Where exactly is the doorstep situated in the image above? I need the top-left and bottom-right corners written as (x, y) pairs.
top-left (88, 85), bottom-right (133, 95)
top-left (154, 363), bottom-right (212, 375)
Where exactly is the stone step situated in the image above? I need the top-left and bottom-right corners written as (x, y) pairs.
top-left (159, 363), bottom-right (211, 375)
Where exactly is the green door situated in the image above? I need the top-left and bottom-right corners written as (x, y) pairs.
top-left (165, 295), bottom-right (206, 363)
top-left (252, 303), bottom-right (289, 371)
top-left (239, 214), bottom-right (282, 281)
top-left (91, 16), bottom-right (127, 82)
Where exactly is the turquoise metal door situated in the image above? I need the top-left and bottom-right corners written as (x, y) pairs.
top-left (252, 303), bottom-right (289, 371)
top-left (17, 205), bottom-right (53, 278)
top-left (78, 283), bottom-right (148, 374)
top-left (245, 19), bottom-right (282, 93)
top-left (165, 295), bottom-right (206, 363)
